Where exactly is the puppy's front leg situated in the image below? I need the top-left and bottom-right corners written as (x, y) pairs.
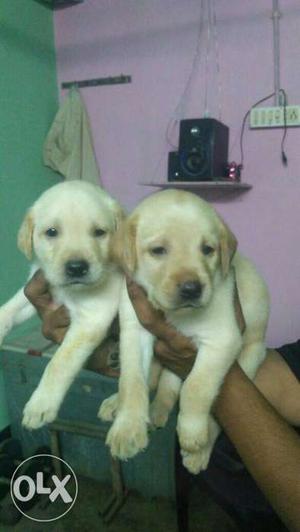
top-left (177, 334), bottom-right (242, 471)
top-left (150, 369), bottom-right (182, 428)
top-left (0, 266), bottom-right (41, 344)
top-left (105, 285), bottom-right (154, 460)
top-left (22, 322), bottom-right (107, 429)
top-left (0, 288), bottom-right (36, 344)
top-left (106, 326), bottom-right (154, 460)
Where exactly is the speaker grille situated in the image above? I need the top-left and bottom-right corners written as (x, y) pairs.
top-left (168, 118), bottom-right (229, 182)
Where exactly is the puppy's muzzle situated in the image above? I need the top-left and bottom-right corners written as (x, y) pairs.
top-left (65, 259), bottom-right (90, 281)
top-left (178, 280), bottom-right (202, 303)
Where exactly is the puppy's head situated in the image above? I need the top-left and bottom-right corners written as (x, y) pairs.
top-left (18, 180), bottom-right (125, 289)
top-left (116, 189), bottom-right (237, 312)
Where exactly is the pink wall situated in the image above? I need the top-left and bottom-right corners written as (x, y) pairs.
top-left (54, 0), bottom-right (300, 346)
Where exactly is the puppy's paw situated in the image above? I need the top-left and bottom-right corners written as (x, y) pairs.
top-left (177, 414), bottom-right (209, 453)
top-left (181, 446), bottom-right (212, 474)
top-left (149, 400), bottom-right (170, 429)
top-left (98, 393), bottom-right (119, 422)
top-left (106, 413), bottom-right (149, 460)
top-left (22, 390), bottom-right (59, 430)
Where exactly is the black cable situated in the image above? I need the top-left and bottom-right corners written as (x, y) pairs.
top-left (240, 92), bottom-right (275, 168)
top-left (280, 88), bottom-right (288, 166)
top-left (240, 89), bottom-right (289, 168)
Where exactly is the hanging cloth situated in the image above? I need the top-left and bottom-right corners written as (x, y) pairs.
top-left (43, 87), bottom-right (101, 185)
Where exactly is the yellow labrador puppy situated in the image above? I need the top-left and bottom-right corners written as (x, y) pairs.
top-left (0, 180), bottom-right (124, 429)
top-left (99, 189), bottom-right (269, 474)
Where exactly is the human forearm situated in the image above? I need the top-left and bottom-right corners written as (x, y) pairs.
top-left (215, 363), bottom-right (300, 531)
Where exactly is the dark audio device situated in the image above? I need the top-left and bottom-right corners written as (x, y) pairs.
top-left (168, 118), bottom-right (229, 182)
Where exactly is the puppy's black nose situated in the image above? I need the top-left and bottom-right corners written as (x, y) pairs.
top-left (179, 280), bottom-right (202, 300)
top-left (65, 260), bottom-right (89, 278)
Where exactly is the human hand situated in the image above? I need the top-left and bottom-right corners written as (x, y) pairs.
top-left (126, 276), bottom-right (197, 379)
top-left (24, 270), bottom-right (70, 344)
top-left (154, 339), bottom-right (197, 380)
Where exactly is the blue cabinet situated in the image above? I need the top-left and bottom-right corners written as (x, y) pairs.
top-left (1, 349), bottom-right (177, 500)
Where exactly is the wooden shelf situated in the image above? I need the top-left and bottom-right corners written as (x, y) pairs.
top-left (141, 181), bottom-right (252, 191)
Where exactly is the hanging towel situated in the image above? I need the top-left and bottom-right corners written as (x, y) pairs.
top-left (43, 87), bottom-right (101, 185)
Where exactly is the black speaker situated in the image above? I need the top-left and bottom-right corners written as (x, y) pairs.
top-left (168, 118), bottom-right (229, 182)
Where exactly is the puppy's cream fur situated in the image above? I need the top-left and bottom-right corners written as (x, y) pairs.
top-left (99, 189), bottom-right (269, 473)
top-left (0, 180), bottom-right (124, 429)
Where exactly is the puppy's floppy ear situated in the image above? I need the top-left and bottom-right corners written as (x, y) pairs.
top-left (218, 218), bottom-right (237, 277)
top-left (17, 210), bottom-right (34, 260)
top-left (110, 214), bottom-right (138, 274)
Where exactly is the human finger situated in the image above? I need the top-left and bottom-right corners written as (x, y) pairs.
top-left (154, 340), bottom-right (196, 379)
top-left (126, 275), bottom-right (164, 330)
top-left (41, 306), bottom-right (70, 344)
top-left (24, 269), bottom-right (54, 316)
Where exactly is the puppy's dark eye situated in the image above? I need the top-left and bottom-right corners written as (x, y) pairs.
top-left (93, 228), bottom-right (106, 238)
top-left (150, 246), bottom-right (167, 256)
top-left (45, 228), bottom-right (58, 238)
top-left (202, 244), bottom-right (214, 256)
